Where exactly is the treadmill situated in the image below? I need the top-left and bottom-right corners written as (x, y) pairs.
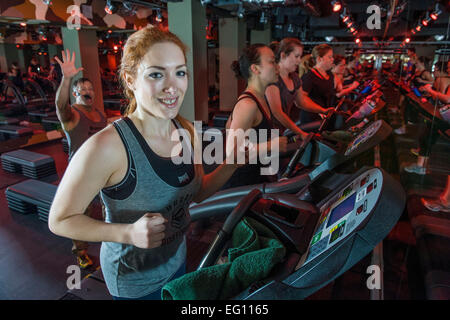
top-left (189, 166), bottom-right (405, 300)
top-left (189, 118), bottom-right (392, 219)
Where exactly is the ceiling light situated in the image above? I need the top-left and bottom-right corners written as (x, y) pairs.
top-left (155, 9), bottom-right (163, 23)
top-left (422, 12), bottom-right (431, 26)
top-left (430, 4), bottom-right (441, 20)
top-left (331, 1), bottom-right (342, 12)
top-left (237, 3), bottom-right (244, 19)
top-left (325, 36), bottom-right (334, 42)
top-left (105, 0), bottom-right (119, 15)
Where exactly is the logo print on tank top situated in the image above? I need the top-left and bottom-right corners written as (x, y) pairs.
top-left (177, 172), bottom-right (190, 184)
top-left (171, 207), bottom-right (186, 229)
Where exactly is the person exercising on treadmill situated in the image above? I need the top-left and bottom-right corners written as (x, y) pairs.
top-left (54, 49), bottom-right (107, 269)
top-left (298, 44), bottom-right (338, 130)
top-left (223, 44), bottom-right (288, 189)
top-left (264, 38), bottom-right (308, 138)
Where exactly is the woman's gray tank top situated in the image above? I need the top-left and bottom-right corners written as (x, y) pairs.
top-left (99, 117), bottom-right (201, 298)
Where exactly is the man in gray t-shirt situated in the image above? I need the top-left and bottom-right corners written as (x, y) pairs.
top-left (55, 49), bottom-right (107, 269)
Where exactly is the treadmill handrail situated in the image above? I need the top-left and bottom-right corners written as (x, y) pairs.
top-left (197, 189), bottom-right (262, 270)
top-left (280, 132), bottom-right (315, 180)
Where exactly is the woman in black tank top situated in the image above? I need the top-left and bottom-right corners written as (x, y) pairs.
top-left (421, 60), bottom-right (450, 105)
top-left (410, 56), bottom-right (433, 88)
top-left (223, 44), bottom-right (288, 189)
top-left (298, 44), bottom-right (336, 129)
top-left (265, 38), bottom-right (308, 138)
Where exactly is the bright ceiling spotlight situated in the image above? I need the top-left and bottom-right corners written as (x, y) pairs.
top-left (340, 7), bottom-right (349, 22)
top-left (355, 38), bottom-right (361, 44)
top-left (415, 24), bottom-right (421, 32)
top-left (237, 3), bottom-right (245, 19)
top-left (331, 0), bottom-right (342, 12)
top-left (260, 11), bottom-right (268, 24)
top-left (325, 36), bottom-right (334, 42)
top-left (430, 4), bottom-right (441, 20)
top-left (105, 0), bottom-right (119, 15)
top-left (405, 37), bottom-right (410, 43)
top-left (155, 9), bottom-right (163, 23)
top-left (422, 12), bottom-right (431, 26)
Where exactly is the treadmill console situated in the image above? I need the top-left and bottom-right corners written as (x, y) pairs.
top-left (304, 168), bottom-right (383, 263)
top-left (344, 120), bottom-right (383, 156)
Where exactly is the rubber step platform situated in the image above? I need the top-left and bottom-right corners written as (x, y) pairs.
top-left (0, 125), bottom-right (33, 141)
top-left (41, 116), bottom-right (61, 131)
top-left (1, 149), bottom-right (57, 179)
top-left (62, 137), bottom-right (69, 154)
top-left (0, 118), bottom-right (20, 125)
top-left (5, 179), bottom-right (57, 221)
top-left (27, 110), bottom-right (57, 123)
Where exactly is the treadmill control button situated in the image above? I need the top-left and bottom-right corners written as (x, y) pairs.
top-left (357, 205), bottom-right (363, 215)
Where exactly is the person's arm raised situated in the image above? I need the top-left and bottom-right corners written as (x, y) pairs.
top-left (54, 50), bottom-right (83, 126)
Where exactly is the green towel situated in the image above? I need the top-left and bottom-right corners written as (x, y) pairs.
top-left (161, 217), bottom-right (286, 300)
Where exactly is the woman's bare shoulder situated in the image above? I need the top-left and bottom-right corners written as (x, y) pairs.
top-left (73, 123), bottom-right (126, 168)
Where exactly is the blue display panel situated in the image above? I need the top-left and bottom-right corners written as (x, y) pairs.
top-left (326, 192), bottom-right (357, 228)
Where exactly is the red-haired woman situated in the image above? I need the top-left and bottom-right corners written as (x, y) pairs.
top-left (49, 26), bottom-right (241, 300)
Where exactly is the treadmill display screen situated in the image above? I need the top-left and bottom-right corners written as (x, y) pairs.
top-left (326, 192), bottom-right (357, 228)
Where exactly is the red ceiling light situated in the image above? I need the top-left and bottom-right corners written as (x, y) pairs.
top-left (430, 4), bottom-right (441, 20)
top-left (416, 25), bottom-right (421, 31)
top-left (411, 29), bottom-right (416, 35)
top-left (113, 45), bottom-right (119, 51)
top-left (355, 38), bottom-right (361, 44)
top-left (332, 1), bottom-right (342, 12)
top-left (340, 7), bottom-right (349, 22)
top-left (405, 37), bottom-right (410, 43)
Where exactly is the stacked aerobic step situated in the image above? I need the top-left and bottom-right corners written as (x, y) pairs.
top-left (62, 137), bottom-right (69, 154)
top-left (5, 179), bottom-right (57, 222)
top-left (1, 149), bottom-right (57, 179)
